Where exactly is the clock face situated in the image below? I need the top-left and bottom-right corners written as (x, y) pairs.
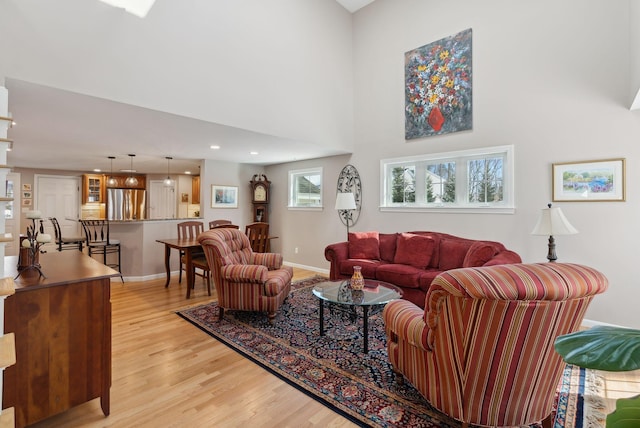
top-left (254, 184), bottom-right (267, 202)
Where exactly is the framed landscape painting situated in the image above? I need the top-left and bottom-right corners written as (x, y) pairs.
top-left (552, 158), bottom-right (625, 202)
top-left (405, 28), bottom-right (473, 140)
top-left (211, 185), bottom-right (238, 208)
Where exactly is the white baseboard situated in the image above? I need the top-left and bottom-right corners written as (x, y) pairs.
top-left (283, 261), bottom-right (329, 276)
top-left (581, 318), bottom-right (627, 328)
top-left (116, 271), bottom-right (179, 283)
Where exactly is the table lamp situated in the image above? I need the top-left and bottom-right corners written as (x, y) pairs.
top-left (335, 192), bottom-right (357, 239)
top-left (531, 203), bottom-right (578, 262)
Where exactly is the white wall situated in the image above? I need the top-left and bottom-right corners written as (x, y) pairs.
top-left (0, 0), bottom-right (354, 151)
top-left (268, 0), bottom-right (640, 329)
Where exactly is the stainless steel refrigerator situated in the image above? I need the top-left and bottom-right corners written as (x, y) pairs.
top-left (107, 188), bottom-right (147, 221)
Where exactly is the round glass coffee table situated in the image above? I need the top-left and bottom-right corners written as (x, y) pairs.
top-left (312, 278), bottom-right (403, 353)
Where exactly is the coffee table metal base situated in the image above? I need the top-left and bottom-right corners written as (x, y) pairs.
top-left (318, 299), bottom-right (372, 353)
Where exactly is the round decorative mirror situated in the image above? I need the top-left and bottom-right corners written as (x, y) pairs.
top-left (336, 164), bottom-right (362, 227)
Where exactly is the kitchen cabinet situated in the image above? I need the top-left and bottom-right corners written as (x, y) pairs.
top-left (82, 174), bottom-right (105, 203)
top-left (192, 176), bottom-right (201, 204)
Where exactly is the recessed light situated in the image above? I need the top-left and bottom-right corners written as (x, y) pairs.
top-left (210, 145), bottom-right (220, 150)
top-left (93, 169), bottom-right (101, 172)
top-left (250, 151), bottom-right (259, 155)
top-left (185, 171), bottom-right (192, 175)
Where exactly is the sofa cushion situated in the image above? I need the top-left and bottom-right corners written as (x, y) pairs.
top-left (438, 239), bottom-right (472, 270)
top-left (393, 233), bottom-right (436, 268)
top-left (417, 269), bottom-right (444, 292)
top-left (463, 242), bottom-right (499, 267)
top-left (348, 231), bottom-right (380, 260)
top-left (376, 264), bottom-right (422, 289)
top-left (379, 233), bottom-right (398, 262)
top-left (339, 259), bottom-right (384, 278)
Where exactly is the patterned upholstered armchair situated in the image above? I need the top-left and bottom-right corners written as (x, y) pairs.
top-left (198, 228), bottom-right (293, 324)
top-left (383, 263), bottom-right (608, 428)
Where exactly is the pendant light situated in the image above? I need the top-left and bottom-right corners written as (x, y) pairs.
top-left (125, 154), bottom-right (138, 187)
top-left (164, 156), bottom-right (173, 187)
top-left (107, 156), bottom-right (117, 187)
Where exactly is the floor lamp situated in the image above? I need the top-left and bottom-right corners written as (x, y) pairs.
top-left (531, 203), bottom-right (578, 262)
top-left (335, 192), bottom-right (356, 240)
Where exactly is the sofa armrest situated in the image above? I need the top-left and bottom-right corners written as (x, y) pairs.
top-left (483, 250), bottom-right (522, 266)
top-left (325, 241), bottom-right (349, 280)
top-left (221, 264), bottom-right (268, 283)
top-left (250, 252), bottom-right (283, 269)
top-left (383, 299), bottom-right (430, 352)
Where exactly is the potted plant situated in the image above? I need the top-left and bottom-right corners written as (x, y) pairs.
top-left (554, 326), bottom-right (640, 427)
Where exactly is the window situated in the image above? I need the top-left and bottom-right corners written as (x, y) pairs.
top-left (381, 145), bottom-right (514, 213)
top-left (288, 167), bottom-right (322, 209)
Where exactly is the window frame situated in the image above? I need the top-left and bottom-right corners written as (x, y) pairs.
top-left (380, 145), bottom-right (515, 214)
top-left (288, 167), bottom-right (323, 210)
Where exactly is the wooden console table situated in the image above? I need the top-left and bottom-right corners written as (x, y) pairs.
top-left (2, 251), bottom-right (120, 428)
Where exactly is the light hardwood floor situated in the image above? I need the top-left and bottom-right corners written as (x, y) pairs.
top-left (30, 268), bottom-right (356, 428)
top-left (27, 268), bottom-right (639, 428)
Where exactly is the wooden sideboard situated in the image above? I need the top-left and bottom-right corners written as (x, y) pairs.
top-left (2, 251), bottom-right (120, 428)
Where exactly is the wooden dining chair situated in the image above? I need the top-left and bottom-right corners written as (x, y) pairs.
top-left (245, 222), bottom-right (270, 253)
top-left (177, 221), bottom-right (209, 286)
top-left (211, 224), bottom-right (239, 230)
top-left (209, 219), bottom-right (232, 229)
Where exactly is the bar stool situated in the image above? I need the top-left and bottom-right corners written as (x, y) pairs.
top-left (50, 217), bottom-right (85, 251)
top-left (80, 219), bottom-right (123, 282)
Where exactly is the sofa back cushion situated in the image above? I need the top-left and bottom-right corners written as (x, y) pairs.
top-left (379, 233), bottom-right (398, 262)
top-left (348, 231), bottom-right (380, 260)
top-left (438, 238), bottom-right (472, 270)
top-left (394, 233), bottom-right (436, 268)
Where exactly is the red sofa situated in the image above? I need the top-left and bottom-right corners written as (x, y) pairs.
top-left (324, 231), bottom-right (522, 308)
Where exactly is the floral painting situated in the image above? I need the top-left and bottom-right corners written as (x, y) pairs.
top-left (405, 28), bottom-right (472, 139)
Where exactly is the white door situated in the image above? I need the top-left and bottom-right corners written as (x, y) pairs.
top-left (4, 172), bottom-right (20, 256)
top-left (149, 180), bottom-right (176, 219)
top-left (35, 175), bottom-right (81, 249)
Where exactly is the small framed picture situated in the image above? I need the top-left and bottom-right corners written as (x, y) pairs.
top-left (22, 191), bottom-right (32, 199)
top-left (22, 198), bottom-right (32, 206)
top-left (552, 158), bottom-right (625, 202)
top-left (22, 184), bottom-right (32, 191)
top-left (181, 193), bottom-right (189, 203)
top-left (211, 185), bottom-right (238, 208)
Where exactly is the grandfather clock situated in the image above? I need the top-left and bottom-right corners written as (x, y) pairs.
top-left (250, 174), bottom-right (271, 223)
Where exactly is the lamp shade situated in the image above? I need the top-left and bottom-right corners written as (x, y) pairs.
top-left (531, 206), bottom-right (578, 236)
top-left (335, 192), bottom-right (356, 210)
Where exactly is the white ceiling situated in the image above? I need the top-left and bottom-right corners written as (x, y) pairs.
top-left (5, 78), bottom-right (345, 175)
top-left (3, 1), bottom-right (372, 175)
top-left (335, 0), bottom-right (375, 13)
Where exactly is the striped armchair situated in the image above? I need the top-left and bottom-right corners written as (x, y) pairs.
top-left (383, 263), bottom-right (608, 427)
top-left (198, 228), bottom-right (293, 324)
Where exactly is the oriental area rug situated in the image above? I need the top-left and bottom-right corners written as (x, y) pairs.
top-left (177, 276), bottom-right (606, 428)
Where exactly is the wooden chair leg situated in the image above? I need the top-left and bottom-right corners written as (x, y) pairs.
top-left (541, 412), bottom-right (554, 428)
top-left (218, 307), bottom-right (224, 321)
top-left (268, 312), bottom-right (276, 325)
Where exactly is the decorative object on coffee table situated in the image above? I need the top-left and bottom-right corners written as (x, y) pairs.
top-left (350, 265), bottom-right (364, 290)
top-left (531, 203), bottom-right (578, 262)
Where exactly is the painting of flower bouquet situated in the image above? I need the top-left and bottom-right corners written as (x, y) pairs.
top-left (405, 28), bottom-right (472, 139)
